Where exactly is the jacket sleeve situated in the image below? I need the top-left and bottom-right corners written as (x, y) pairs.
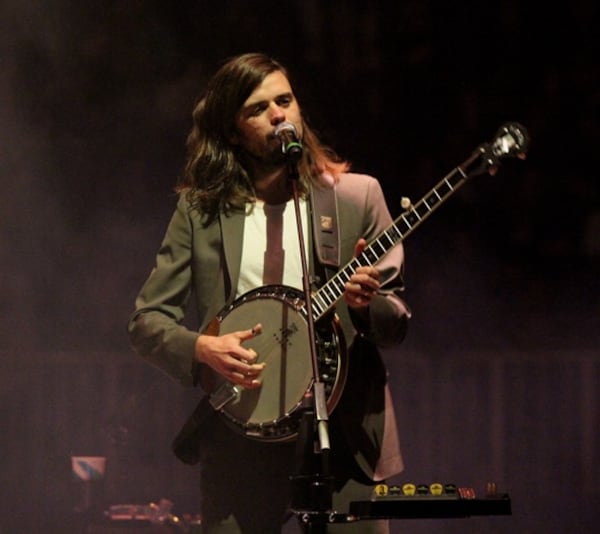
top-left (127, 195), bottom-right (199, 387)
top-left (340, 174), bottom-right (412, 348)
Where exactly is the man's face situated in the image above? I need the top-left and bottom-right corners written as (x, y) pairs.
top-left (232, 70), bottom-right (303, 166)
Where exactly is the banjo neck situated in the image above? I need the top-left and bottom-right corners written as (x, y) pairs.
top-left (308, 165), bottom-right (469, 321)
top-left (306, 122), bottom-right (530, 322)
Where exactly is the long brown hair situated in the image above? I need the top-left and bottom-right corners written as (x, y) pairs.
top-left (177, 53), bottom-right (349, 225)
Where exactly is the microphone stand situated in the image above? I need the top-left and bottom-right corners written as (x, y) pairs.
top-left (286, 157), bottom-right (334, 533)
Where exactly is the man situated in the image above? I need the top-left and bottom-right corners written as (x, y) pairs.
top-left (128, 52), bottom-right (411, 533)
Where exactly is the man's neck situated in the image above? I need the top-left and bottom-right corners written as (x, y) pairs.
top-left (253, 167), bottom-right (294, 205)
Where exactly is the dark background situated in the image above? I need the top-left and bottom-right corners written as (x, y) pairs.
top-left (1, 1), bottom-right (598, 533)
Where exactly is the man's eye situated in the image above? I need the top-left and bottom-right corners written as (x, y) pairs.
top-left (251, 106), bottom-right (264, 116)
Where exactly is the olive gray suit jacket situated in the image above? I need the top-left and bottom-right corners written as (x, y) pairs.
top-left (128, 172), bottom-right (410, 481)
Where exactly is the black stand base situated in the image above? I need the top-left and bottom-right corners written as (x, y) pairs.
top-left (290, 473), bottom-right (334, 532)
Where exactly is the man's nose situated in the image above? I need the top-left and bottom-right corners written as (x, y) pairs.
top-left (270, 104), bottom-right (286, 124)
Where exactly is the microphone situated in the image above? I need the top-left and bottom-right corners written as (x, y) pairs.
top-left (274, 122), bottom-right (303, 163)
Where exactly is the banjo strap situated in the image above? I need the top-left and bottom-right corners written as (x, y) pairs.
top-left (310, 183), bottom-right (340, 270)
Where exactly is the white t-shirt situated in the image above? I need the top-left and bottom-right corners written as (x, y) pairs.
top-left (236, 198), bottom-right (309, 298)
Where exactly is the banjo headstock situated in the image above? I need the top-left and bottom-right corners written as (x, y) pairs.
top-left (479, 122), bottom-right (530, 175)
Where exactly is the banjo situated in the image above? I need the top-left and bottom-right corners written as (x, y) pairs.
top-left (199, 122), bottom-right (529, 442)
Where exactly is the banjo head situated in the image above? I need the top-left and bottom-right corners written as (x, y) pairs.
top-left (207, 285), bottom-right (346, 442)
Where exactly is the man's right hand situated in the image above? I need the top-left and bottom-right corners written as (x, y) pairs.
top-left (195, 323), bottom-right (265, 388)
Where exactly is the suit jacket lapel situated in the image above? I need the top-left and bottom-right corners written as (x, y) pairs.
top-left (219, 209), bottom-right (245, 304)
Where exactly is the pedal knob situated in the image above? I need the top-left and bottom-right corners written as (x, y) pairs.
top-left (402, 483), bottom-right (416, 496)
top-left (430, 482), bottom-right (443, 495)
top-left (416, 484), bottom-right (429, 495)
top-left (444, 483), bottom-right (457, 495)
top-left (388, 485), bottom-right (402, 495)
top-left (374, 483), bottom-right (389, 497)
